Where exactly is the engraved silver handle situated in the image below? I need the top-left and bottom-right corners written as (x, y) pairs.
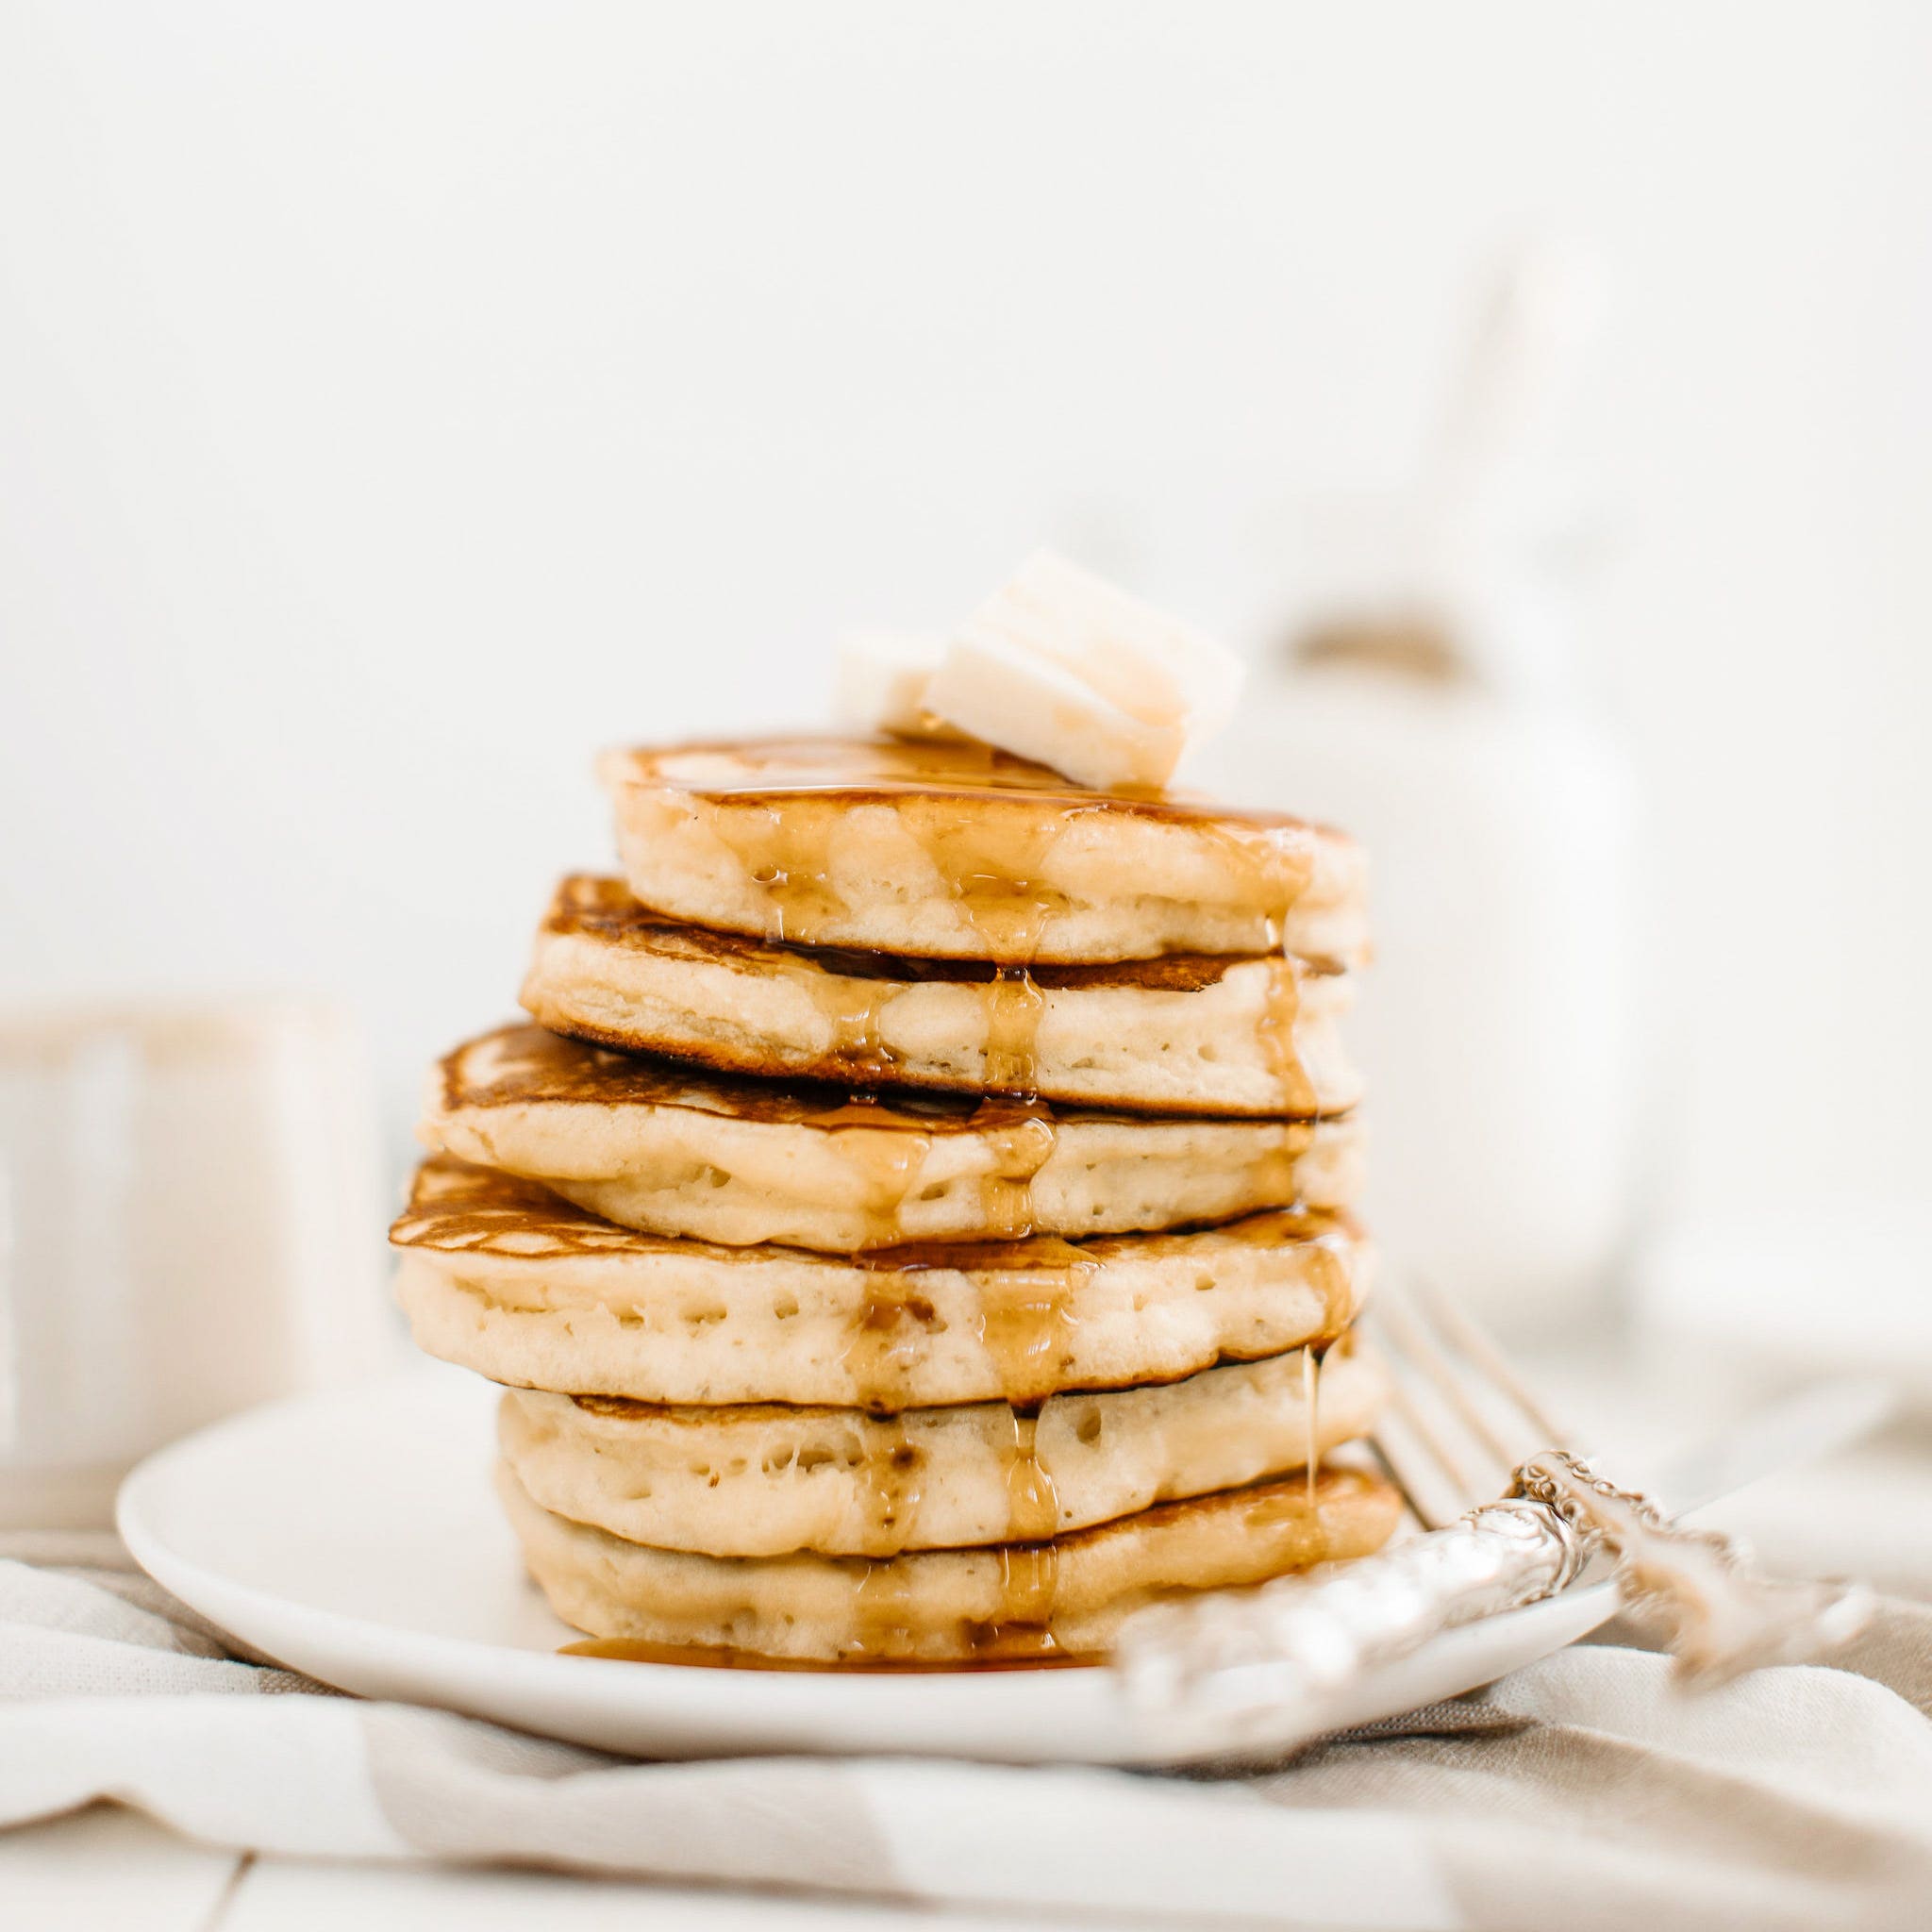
top-left (1115, 1492), bottom-right (1587, 1755)
top-left (1510, 1451), bottom-right (1874, 1688)
top-left (1115, 1451), bottom-right (1873, 1758)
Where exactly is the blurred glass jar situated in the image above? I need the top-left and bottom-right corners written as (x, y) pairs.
top-left (0, 1002), bottom-right (396, 1528)
top-left (1209, 504), bottom-right (1641, 1331)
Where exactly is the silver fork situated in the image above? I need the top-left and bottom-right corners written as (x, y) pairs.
top-left (1112, 1271), bottom-right (1880, 1759)
top-left (1369, 1268), bottom-right (1577, 1532)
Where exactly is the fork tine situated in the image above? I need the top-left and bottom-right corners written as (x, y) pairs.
top-left (1371, 1369), bottom-right (1483, 1528)
top-left (1405, 1271), bottom-right (1574, 1453)
top-left (1359, 1416), bottom-right (1453, 1533)
top-left (1372, 1274), bottom-right (1532, 1479)
top-left (1363, 1259), bottom-right (1582, 1548)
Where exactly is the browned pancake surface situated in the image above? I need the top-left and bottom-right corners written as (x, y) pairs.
top-left (391, 1152), bottom-right (1357, 1270)
top-left (541, 874), bottom-right (1343, 987)
top-left (604, 734), bottom-right (1333, 830)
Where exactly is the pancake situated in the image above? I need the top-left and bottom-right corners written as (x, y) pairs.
top-left (521, 875), bottom-right (1360, 1118)
top-left (502, 1458), bottom-right (1403, 1662)
top-left (597, 736), bottom-right (1369, 966)
top-left (420, 1025), bottom-right (1364, 1252)
top-left (498, 1341), bottom-right (1386, 1557)
top-left (391, 1158), bottom-right (1372, 1409)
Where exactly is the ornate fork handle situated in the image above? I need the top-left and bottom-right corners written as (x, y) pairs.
top-left (1115, 1451), bottom-right (1872, 1756)
top-left (1511, 1451), bottom-right (1873, 1686)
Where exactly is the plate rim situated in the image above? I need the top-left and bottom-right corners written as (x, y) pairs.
top-left (114, 1375), bottom-right (1622, 1764)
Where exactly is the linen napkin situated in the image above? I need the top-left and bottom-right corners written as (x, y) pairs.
top-left (4, 1531), bottom-right (1931, 1929)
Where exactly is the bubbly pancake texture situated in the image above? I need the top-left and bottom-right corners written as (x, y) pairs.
top-left (522, 876), bottom-right (1360, 1117)
top-left (597, 736), bottom-right (1369, 966)
top-left (391, 1158), bottom-right (1372, 1409)
top-left (420, 1024), bottom-right (1364, 1252)
top-left (499, 1341), bottom-right (1385, 1557)
top-left (502, 1458), bottom-right (1403, 1661)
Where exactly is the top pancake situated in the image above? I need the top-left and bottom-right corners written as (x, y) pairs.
top-left (598, 736), bottom-right (1369, 965)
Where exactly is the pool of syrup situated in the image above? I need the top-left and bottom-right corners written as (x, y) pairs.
top-left (558, 1637), bottom-right (1097, 1674)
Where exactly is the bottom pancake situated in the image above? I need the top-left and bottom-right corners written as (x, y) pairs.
top-left (498, 1341), bottom-right (1386, 1557)
top-left (501, 1459), bottom-right (1402, 1663)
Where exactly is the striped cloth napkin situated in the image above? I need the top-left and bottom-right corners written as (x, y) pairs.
top-left (4, 1530), bottom-right (1930, 1931)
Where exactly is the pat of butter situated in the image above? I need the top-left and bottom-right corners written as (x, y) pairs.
top-left (925, 551), bottom-right (1245, 791)
top-left (833, 631), bottom-right (951, 738)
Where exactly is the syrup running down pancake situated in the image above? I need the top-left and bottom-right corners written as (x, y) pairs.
top-left (522, 875), bottom-right (1360, 1117)
top-left (420, 1024), bottom-right (1364, 1252)
top-left (597, 736), bottom-right (1369, 965)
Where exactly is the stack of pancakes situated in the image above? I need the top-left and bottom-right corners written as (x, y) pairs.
top-left (391, 737), bottom-right (1401, 1665)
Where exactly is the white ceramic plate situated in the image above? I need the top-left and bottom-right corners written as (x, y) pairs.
top-left (118, 1373), bottom-right (1618, 1765)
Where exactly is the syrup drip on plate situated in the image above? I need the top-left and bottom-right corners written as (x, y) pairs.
top-left (558, 1638), bottom-right (1092, 1673)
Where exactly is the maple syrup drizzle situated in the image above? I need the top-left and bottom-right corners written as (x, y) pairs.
top-left (1000, 1409), bottom-right (1061, 1542)
top-left (1255, 959), bottom-right (1318, 1114)
top-left (849, 1467), bottom-right (1066, 1655)
top-left (853, 1521), bottom-right (1066, 1661)
top-left (970, 1097), bottom-right (1057, 1242)
top-left (1307, 1226), bottom-right (1355, 1333)
top-left (708, 800), bottom-right (848, 944)
top-left (804, 1095), bottom-right (937, 1249)
top-left (557, 1637), bottom-right (1092, 1673)
top-left (857, 1414), bottom-right (924, 1556)
top-left (839, 1270), bottom-right (936, 1411)
top-left (974, 1234), bottom-right (1088, 1404)
top-left (853, 1549), bottom-right (916, 1657)
top-left (1302, 1344), bottom-right (1322, 1506)
top-left (1251, 1119), bottom-right (1320, 1218)
top-left (702, 782), bottom-right (1087, 957)
top-left (992, 1542), bottom-right (1060, 1637)
top-left (800, 1089), bottom-right (1066, 1251)
top-left (980, 965), bottom-right (1045, 1094)
top-left (814, 969), bottom-right (894, 1081)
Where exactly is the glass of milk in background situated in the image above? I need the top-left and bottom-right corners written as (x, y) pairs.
top-left (0, 1002), bottom-right (396, 1528)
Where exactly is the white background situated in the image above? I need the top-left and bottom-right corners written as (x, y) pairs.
top-left (3, 1), bottom-right (1928, 1244)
